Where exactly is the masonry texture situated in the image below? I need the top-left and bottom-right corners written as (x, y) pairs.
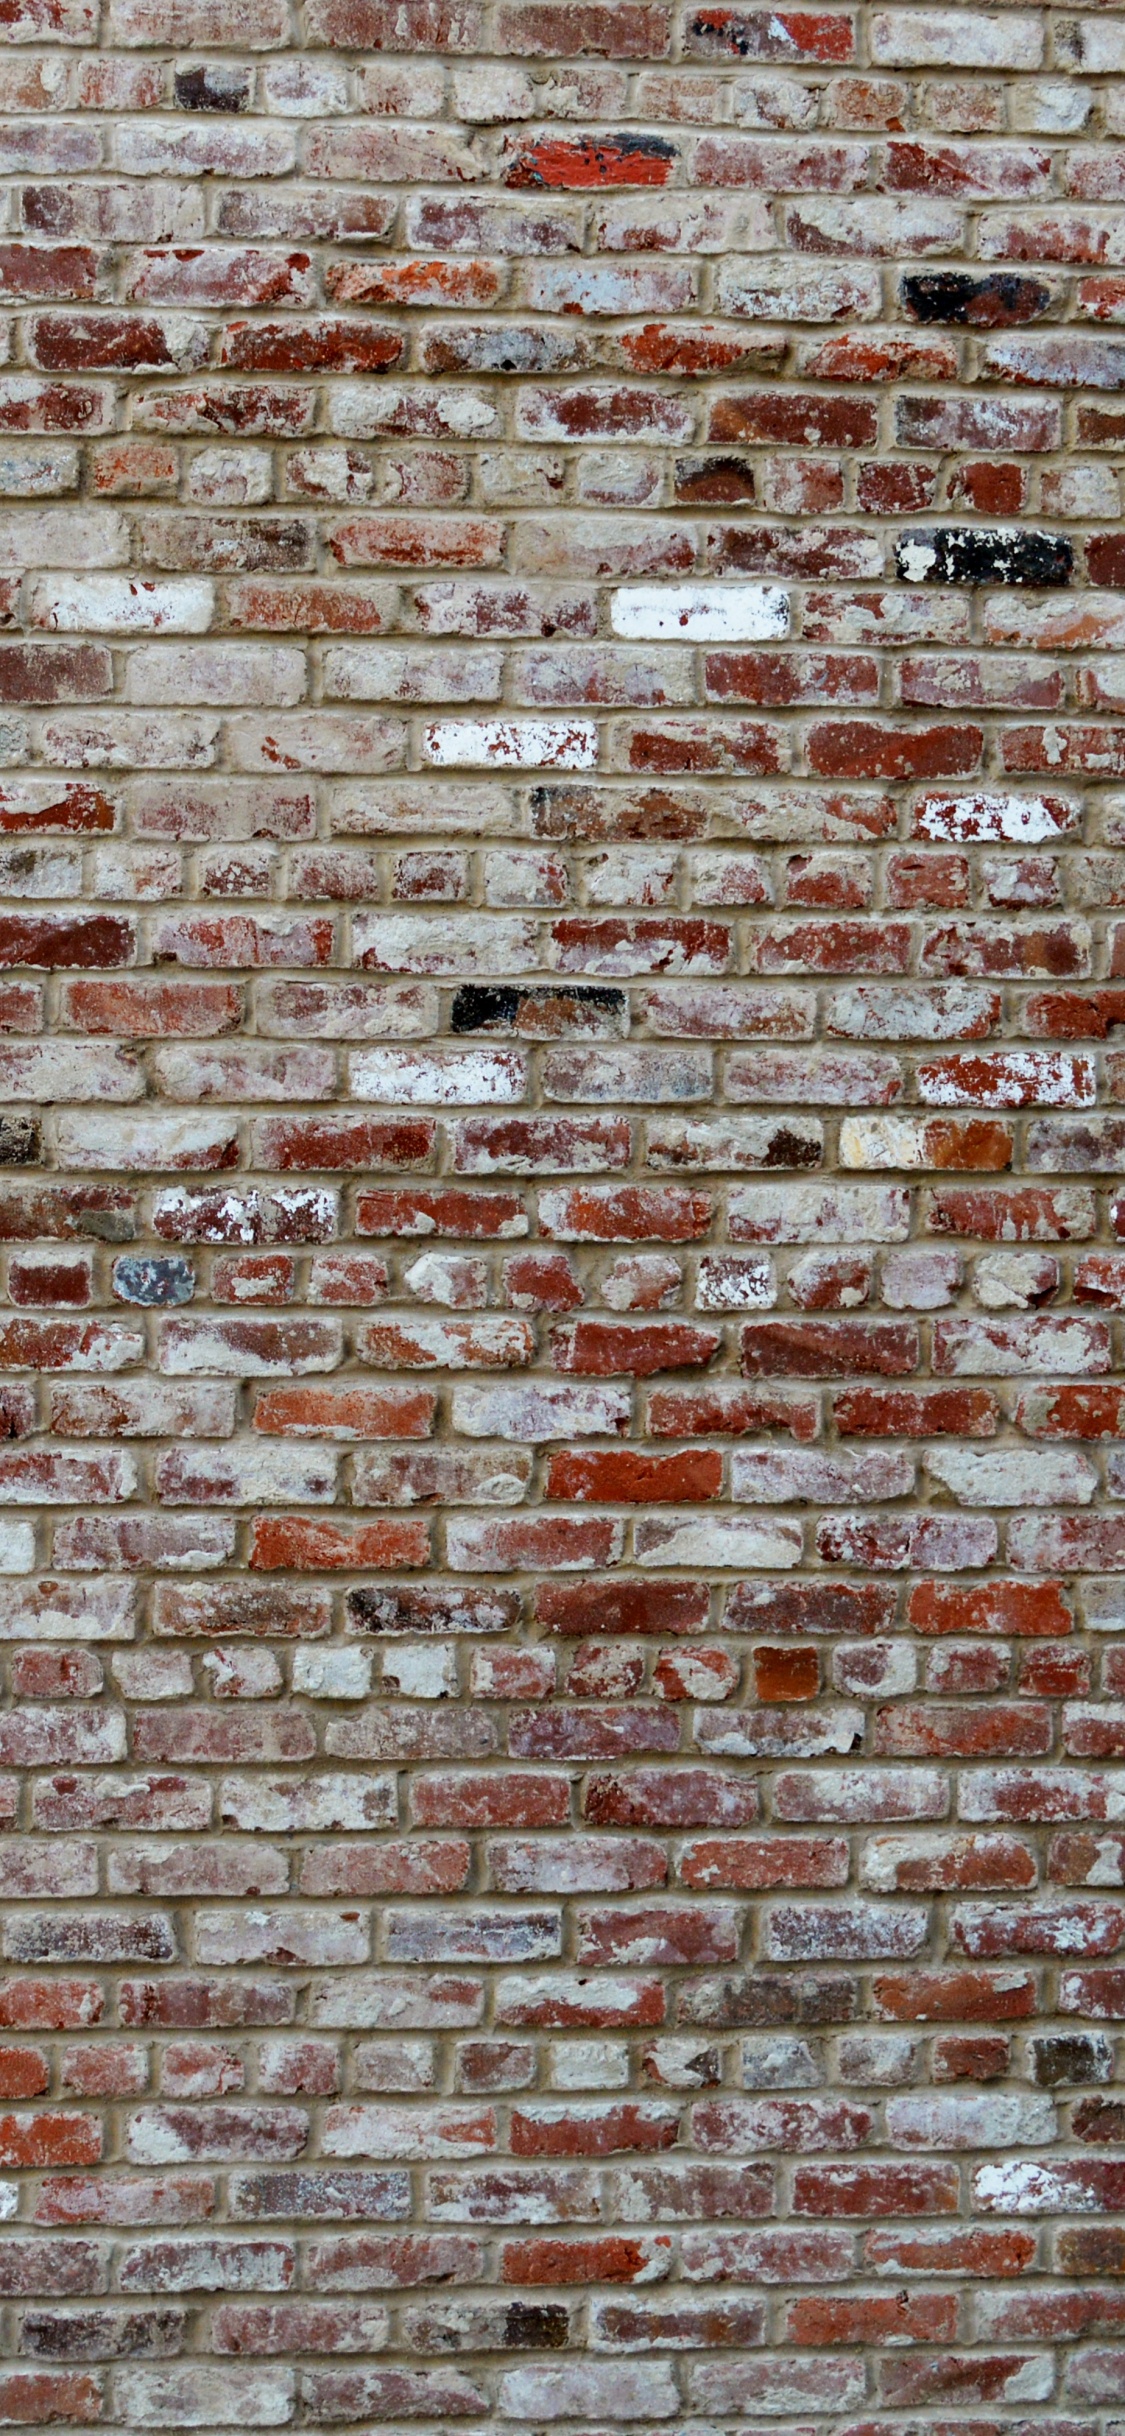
top-left (6, 0), bottom-right (1125, 2428)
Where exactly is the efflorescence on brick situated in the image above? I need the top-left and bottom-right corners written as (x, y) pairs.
top-left (0, 0), bottom-right (1124, 2423)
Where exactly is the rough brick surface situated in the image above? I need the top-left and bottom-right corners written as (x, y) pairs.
top-left (1, 0), bottom-right (1125, 2425)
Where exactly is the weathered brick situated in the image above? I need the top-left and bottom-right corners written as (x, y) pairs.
top-left (0, 9), bottom-right (1117, 2415)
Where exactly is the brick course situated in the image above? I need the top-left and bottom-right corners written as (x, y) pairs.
top-left (0, 0), bottom-right (1123, 2422)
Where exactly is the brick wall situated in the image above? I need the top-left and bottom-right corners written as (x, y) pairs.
top-left (0, 0), bottom-right (1123, 2420)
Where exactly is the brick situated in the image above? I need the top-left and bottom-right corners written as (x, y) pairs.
top-left (0, 6), bottom-right (1119, 2412)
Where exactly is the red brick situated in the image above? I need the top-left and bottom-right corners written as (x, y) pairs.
top-left (1, 13), bottom-right (1118, 2405)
